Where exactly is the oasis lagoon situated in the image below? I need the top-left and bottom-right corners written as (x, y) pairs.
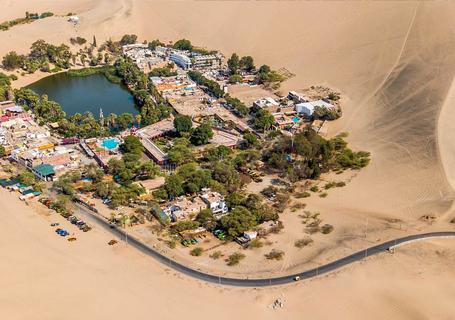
top-left (27, 72), bottom-right (138, 117)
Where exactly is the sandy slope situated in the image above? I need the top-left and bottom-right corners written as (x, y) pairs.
top-left (1, 1), bottom-right (455, 317)
top-left (1, 189), bottom-right (454, 320)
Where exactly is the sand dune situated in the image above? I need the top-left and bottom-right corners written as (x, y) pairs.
top-left (329, 2), bottom-right (455, 219)
top-left (1, 1), bottom-right (455, 318)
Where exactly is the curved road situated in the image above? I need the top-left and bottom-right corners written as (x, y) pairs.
top-left (75, 205), bottom-right (455, 287)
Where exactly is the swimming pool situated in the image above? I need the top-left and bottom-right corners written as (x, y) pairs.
top-left (292, 117), bottom-right (300, 123)
top-left (101, 138), bottom-right (120, 150)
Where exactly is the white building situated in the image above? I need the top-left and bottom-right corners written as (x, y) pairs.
top-left (164, 196), bottom-right (206, 222)
top-left (170, 52), bottom-right (192, 69)
top-left (199, 189), bottom-right (228, 216)
top-left (252, 97), bottom-right (279, 112)
top-left (67, 16), bottom-right (80, 24)
top-left (295, 100), bottom-right (335, 116)
top-left (243, 231), bottom-right (258, 240)
top-left (192, 54), bottom-right (222, 70)
top-left (288, 91), bottom-right (309, 103)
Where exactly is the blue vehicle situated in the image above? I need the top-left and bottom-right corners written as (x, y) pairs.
top-left (56, 228), bottom-right (69, 236)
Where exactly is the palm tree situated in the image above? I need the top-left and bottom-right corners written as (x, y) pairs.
top-left (107, 113), bottom-right (117, 128)
top-left (72, 113), bottom-right (82, 124)
top-left (135, 114), bottom-right (142, 128)
top-left (80, 53), bottom-right (87, 66)
top-left (119, 214), bottom-right (130, 228)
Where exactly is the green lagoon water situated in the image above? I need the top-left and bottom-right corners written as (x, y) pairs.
top-left (27, 72), bottom-right (138, 117)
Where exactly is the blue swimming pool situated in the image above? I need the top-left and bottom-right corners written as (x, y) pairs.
top-left (101, 138), bottom-right (120, 150)
top-left (292, 117), bottom-right (300, 123)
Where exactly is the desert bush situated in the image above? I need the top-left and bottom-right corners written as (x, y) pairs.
top-left (295, 238), bottom-right (313, 248)
top-left (190, 247), bottom-right (203, 256)
top-left (209, 251), bottom-right (223, 260)
top-left (226, 252), bottom-right (246, 266)
top-left (310, 185), bottom-right (319, 192)
top-left (324, 182), bottom-right (336, 189)
top-left (166, 240), bottom-right (176, 249)
top-left (291, 203), bottom-right (306, 212)
top-left (265, 249), bottom-right (285, 260)
top-left (319, 192), bottom-right (328, 198)
top-left (248, 238), bottom-right (263, 249)
top-left (295, 191), bottom-right (311, 198)
top-left (320, 224), bottom-right (334, 234)
top-left (305, 218), bottom-right (322, 234)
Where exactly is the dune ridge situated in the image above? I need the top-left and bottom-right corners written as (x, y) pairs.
top-left (1, 1), bottom-right (455, 318)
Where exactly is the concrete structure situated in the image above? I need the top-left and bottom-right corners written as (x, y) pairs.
top-left (244, 231), bottom-right (258, 240)
top-left (170, 52), bottom-right (192, 69)
top-left (32, 163), bottom-right (55, 181)
top-left (136, 118), bottom-right (176, 165)
top-left (122, 44), bottom-right (163, 71)
top-left (288, 91), bottom-right (309, 103)
top-left (296, 100), bottom-right (335, 116)
top-left (252, 97), bottom-right (280, 113)
top-left (272, 112), bottom-right (295, 130)
top-left (191, 54), bottom-right (222, 70)
top-left (199, 189), bottom-right (228, 216)
top-left (136, 118), bottom-right (175, 140)
top-left (0, 101), bottom-right (16, 115)
top-left (210, 129), bottom-right (241, 149)
top-left (141, 138), bottom-right (168, 165)
top-left (164, 196), bottom-right (206, 222)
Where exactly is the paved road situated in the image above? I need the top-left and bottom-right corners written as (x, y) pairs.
top-left (75, 205), bottom-right (455, 287)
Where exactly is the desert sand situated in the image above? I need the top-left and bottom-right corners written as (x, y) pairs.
top-left (1, 0), bottom-right (455, 318)
top-left (1, 188), bottom-right (454, 320)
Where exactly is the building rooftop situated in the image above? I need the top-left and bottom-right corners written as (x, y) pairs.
top-left (254, 97), bottom-right (279, 108)
top-left (209, 129), bottom-right (241, 148)
top-left (199, 189), bottom-right (224, 204)
top-left (136, 118), bottom-right (175, 140)
top-left (33, 163), bottom-right (55, 177)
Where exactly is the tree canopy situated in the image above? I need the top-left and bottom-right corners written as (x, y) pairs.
top-left (190, 123), bottom-right (213, 146)
top-left (173, 39), bottom-right (193, 51)
top-left (120, 34), bottom-right (138, 45)
top-left (173, 115), bottom-right (192, 136)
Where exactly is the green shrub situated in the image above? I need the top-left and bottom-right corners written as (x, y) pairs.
top-left (209, 251), bottom-right (223, 260)
top-left (320, 224), bottom-right (334, 234)
top-left (310, 186), bottom-right (319, 192)
top-left (40, 12), bottom-right (54, 19)
top-left (226, 252), bottom-right (245, 266)
top-left (295, 191), bottom-right (310, 198)
top-left (294, 238), bottom-right (313, 248)
top-left (324, 182), bottom-right (336, 189)
top-left (265, 249), bottom-right (285, 260)
top-left (248, 238), bottom-right (263, 249)
top-left (190, 247), bottom-right (203, 256)
top-left (319, 192), bottom-right (328, 198)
